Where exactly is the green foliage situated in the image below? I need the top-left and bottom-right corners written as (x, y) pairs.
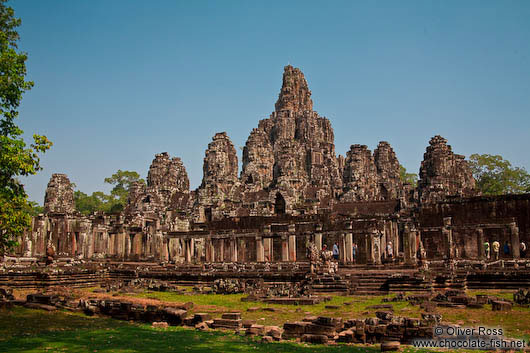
top-left (399, 165), bottom-right (418, 187)
top-left (0, 0), bottom-right (52, 253)
top-left (26, 201), bottom-right (44, 216)
top-left (74, 170), bottom-right (144, 215)
top-left (105, 169), bottom-right (145, 207)
top-left (469, 154), bottom-right (530, 195)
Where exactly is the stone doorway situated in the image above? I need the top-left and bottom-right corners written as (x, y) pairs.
top-left (274, 193), bottom-right (286, 215)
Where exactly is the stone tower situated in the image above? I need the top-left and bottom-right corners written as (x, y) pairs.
top-left (418, 135), bottom-right (476, 204)
top-left (43, 173), bottom-right (75, 214)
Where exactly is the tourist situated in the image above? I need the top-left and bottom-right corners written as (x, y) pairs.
top-left (332, 243), bottom-right (339, 260)
top-left (352, 242), bottom-right (357, 264)
top-left (492, 240), bottom-right (500, 261)
top-left (503, 241), bottom-right (511, 257)
top-left (521, 241), bottom-right (527, 258)
top-left (387, 241), bottom-right (393, 260)
top-left (484, 241), bottom-right (490, 260)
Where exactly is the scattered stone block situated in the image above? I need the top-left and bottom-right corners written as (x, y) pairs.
top-left (222, 312), bottom-right (241, 320)
top-left (301, 334), bottom-right (328, 344)
top-left (195, 322), bottom-right (209, 331)
top-left (491, 300), bottom-right (512, 311)
top-left (24, 303), bottom-right (57, 311)
top-left (162, 307), bottom-right (187, 326)
top-left (261, 336), bottom-right (274, 343)
top-left (381, 341), bottom-right (400, 351)
top-left (152, 321), bottom-right (168, 329)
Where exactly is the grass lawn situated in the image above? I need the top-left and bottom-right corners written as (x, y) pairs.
top-left (4, 288), bottom-right (529, 352)
top-left (130, 288), bottom-right (530, 341)
top-left (131, 290), bottom-right (421, 326)
top-left (0, 306), bottom-right (379, 353)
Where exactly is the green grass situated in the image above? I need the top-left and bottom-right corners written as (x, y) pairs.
top-left (131, 290), bottom-right (423, 326)
top-left (0, 306), bottom-right (379, 353)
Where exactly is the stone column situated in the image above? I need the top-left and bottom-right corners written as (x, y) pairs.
top-left (208, 239), bottom-right (214, 262)
top-left (71, 230), bottom-right (77, 257)
top-left (339, 233), bottom-right (346, 264)
top-left (288, 224), bottom-right (296, 262)
top-left (190, 238), bottom-right (195, 262)
top-left (230, 237), bottom-right (238, 262)
top-left (403, 224), bottom-right (416, 265)
top-left (184, 239), bottom-right (191, 263)
top-left (509, 222), bottom-right (520, 259)
top-left (281, 235), bottom-right (289, 261)
top-left (345, 222), bottom-right (353, 263)
top-left (205, 238), bottom-right (212, 262)
top-left (256, 236), bottom-right (265, 262)
top-left (477, 228), bottom-right (485, 259)
top-left (364, 233), bottom-right (370, 264)
top-left (315, 224), bottom-right (323, 251)
top-left (373, 232), bottom-right (381, 264)
top-left (443, 217), bottom-right (453, 259)
top-left (262, 225), bottom-right (271, 262)
top-left (218, 239), bottom-right (224, 262)
top-left (162, 238), bottom-right (169, 262)
top-left (345, 234), bottom-right (353, 264)
top-left (264, 238), bottom-right (272, 262)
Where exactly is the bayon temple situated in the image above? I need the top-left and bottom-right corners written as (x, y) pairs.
top-left (12, 66), bottom-right (530, 271)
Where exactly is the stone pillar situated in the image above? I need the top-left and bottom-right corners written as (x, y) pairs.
top-left (262, 225), bottom-right (271, 262)
top-left (364, 233), bottom-right (370, 264)
top-left (208, 239), bottom-right (214, 262)
top-left (288, 224), bottom-right (296, 262)
top-left (373, 232), bottom-right (381, 264)
top-left (510, 222), bottom-right (520, 259)
top-left (339, 233), bottom-right (346, 264)
top-left (477, 228), bottom-right (485, 260)
top-left (205, 238), bottom-right (212, 262)
top-left (403, 224), bottom-right (416, 265)
top-left (344, 232), bottom-right (352, 263)
top-left (264, 238), bottom-right (272, 262)
top-left (230, 237), bottom-right (238, 262)
top-left (315, 224), bottom-right (323, 251)
top-left (184, 239), bottom-right (192, 263)
top-left (71, 231), bottom-right (77, 257)
top-left (345, 222), bottom-right (353, 263)
top-left (443, 217), bottom-right (453, 259)
top-left (162, 238), bottom-right (169, 262)
top-left (218, 239), bottom-right (224, 262)
top-left (256, 236), bottom-right (265, 262)
top-left (190, 239), bottom-right (195, 262)
top-left (281, 235), bottom-right (289, 261)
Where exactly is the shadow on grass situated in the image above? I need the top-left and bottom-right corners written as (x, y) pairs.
top-left (0, 307), bottom-right (379, 353)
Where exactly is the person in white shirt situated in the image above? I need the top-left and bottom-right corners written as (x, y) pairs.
top-left (492, 241), bottom-right (500, 261)
top-left (387, 241), bottom-right (393, 259)
top-left (332, 243), bottom-right (339, 260)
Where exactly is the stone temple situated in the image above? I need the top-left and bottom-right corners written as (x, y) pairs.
top-left (9, 66), bottom-right (530, 291)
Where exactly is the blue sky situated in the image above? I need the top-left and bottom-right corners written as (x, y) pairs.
top-left (10, 0), bottom-right (530, 204)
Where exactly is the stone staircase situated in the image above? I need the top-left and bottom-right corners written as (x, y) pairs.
top-left (348, 272), bottom-right (390, 295)
top-left (308, 273), bottom-right (349, 294)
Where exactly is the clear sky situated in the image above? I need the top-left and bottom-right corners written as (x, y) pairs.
top-left (10, 0), bottom-right (530, 204)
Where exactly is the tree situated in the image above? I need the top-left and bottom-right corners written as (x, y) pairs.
top-left (399, 165), bottom-right (418, 187)
top-left (469, 154), bottom-right (530, 195)
top-left (104, 170), bottom-right (144, 213)
top-left (0, 1), bottom-right (52, 253)
top-left (74, 170), bottom-right (144, 215)
top-left (74, 190), bottom-right (106, 215)
top-left (104, 170), bottom-right (144, 202)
